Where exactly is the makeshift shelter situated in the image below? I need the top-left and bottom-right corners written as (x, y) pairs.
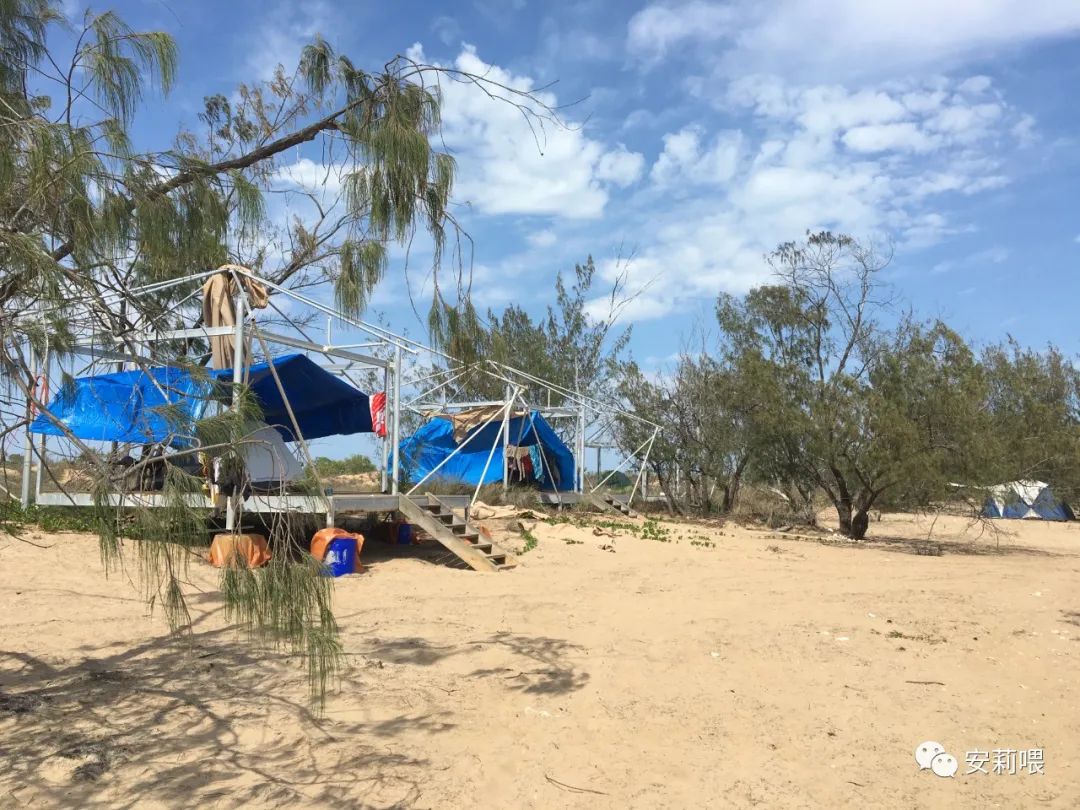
top-left (980, 481), bottom-right (1074, 521)
top-left (30, 353), bottom-right (373, 446)
top-left (399, 410), bottom-right (575, 492)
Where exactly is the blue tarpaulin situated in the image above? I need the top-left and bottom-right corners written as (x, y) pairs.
top-left (30, 353), bottom-right (372, 444)
top-left (237, 354), bottom-right (373, 441)
top-left (398, 410), bottom-right (575, 492)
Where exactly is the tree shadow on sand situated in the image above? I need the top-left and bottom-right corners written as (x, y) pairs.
top-left (0, 611), bottom-right (436, 809)
top-left (805, 533), bottom-right (1069, 558)
top-left (362, 631), bottom-right (591, 695)
top-left (0, 615), bottom-right (592, 806)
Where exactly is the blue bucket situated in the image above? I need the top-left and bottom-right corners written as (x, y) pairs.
top-left (322, 537), bottom-right (358, 577)
top-left (397, 522), bottom-right (413, 545)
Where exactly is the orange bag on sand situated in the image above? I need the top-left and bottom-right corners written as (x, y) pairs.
top-left (310, 528), bottom-right (365, 564)
top-left (208, 533), bottom-right (272, 568)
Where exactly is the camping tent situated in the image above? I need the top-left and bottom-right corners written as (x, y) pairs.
top-left (980, 481), bottom-right (1074, 521)
top-left (398, 410), bottom-right (575, 492)
top-left (237, 424), bottom-right (304, 485)
top-left (30, 353), bottom-right (372, 446)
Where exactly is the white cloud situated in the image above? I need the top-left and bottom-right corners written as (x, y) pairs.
top-left (931, 245), bottom-right (1010, 273)
top-left (270, 158), bottom-right (346, 195)
top-left (595, 145), bottom-right (646, 187)
top-left (842, 123), bottom-right (938, 154)
top-left (527, 229), bottom-right (558, 248)
top-left (627, 0), bottom-right (1080, 80)
top-left (537, 19), bottom-right (616, 65)
top-left (627, 0), bottom-right (737, 64)
top-left (243, 1), bottom-right (337, 80)
top-left (431, 15), bottom-right (462, 46)
top-left (414, 43), bottom-right (645, 219)
top-left (587, 74), bottom-right (1030, 322)
top-left (650, 127), bottom-right (743, 187)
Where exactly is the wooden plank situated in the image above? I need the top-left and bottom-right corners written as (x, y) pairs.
top-left (429, 495), bottom-right (519, 570)
top-left (587, 492), bottom-right (637, 518)
top-left (396, 496), bottom-right (499, 572)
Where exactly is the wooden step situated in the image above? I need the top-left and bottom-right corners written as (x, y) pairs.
top-left (588, 492), bottom-right (638, 518)
top-left (395, 494), bottom-right (518, 573)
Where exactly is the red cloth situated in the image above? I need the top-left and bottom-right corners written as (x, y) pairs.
top-left (370, 391), bottom-right (387, 437)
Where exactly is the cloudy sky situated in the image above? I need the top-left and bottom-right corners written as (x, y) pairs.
top-left (86, 0), bottom-right (1080, 371)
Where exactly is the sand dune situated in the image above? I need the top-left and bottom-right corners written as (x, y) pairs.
top-left (1, 511), bottom-right (1077, 808)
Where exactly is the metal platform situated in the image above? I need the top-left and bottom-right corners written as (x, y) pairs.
top-left (34, 491), bottom-right (473, 523)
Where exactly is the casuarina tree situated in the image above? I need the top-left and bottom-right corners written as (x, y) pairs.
top-left (0, 0), bottom-right (559, 700)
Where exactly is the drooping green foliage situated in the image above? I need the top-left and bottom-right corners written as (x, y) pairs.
top-left (433, 256), bottom-right (632, 408)
top-left (0, 1), bottom-right (555, 703)
top-left (979, 339), bottom-right (1080, 501)
top-left (617, 231), bottom-right (1080, 540)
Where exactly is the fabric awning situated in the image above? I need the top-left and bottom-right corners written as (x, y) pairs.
top-left (30, 353), bottom-right (372, 445)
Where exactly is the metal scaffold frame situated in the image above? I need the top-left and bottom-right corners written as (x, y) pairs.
top-left (11, 264), bottom-right (666, 523)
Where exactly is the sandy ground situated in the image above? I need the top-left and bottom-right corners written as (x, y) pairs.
top-left (1, 508), bottom-right (1078, 809)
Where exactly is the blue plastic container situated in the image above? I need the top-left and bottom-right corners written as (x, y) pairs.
top-left (396, 522), bottom-right (413, 545)
top-left (322, 537), bottom-right (358, 577)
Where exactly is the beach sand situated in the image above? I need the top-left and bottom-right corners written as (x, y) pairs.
top-left (1, 509), bottom-right (1077, 808)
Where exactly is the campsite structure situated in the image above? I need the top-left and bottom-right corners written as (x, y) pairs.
top-left (14, 265), bottom-right (661, 569)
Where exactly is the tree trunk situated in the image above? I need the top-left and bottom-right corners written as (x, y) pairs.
top-left (835, 498), bottom-right (853, 536)
top-left (721, 455), bottom-right (749, 514)
top-left (653, 462), bottom-right (681, 515)
top-left (828, 464), bottom-right (856, 537)
top-left (850, 508), bottom-right (869, 540)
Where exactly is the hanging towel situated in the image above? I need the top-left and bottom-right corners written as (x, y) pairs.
top-left (201, 265), bottom-right (269, 370)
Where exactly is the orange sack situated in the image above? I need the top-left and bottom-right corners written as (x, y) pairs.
top-left (208, 533), bottom-right (272, 569)
top-left (310, 528), bottom-right (365, 564)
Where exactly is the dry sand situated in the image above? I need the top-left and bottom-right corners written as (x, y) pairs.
top-left (1, 509), bottom-right (1078, 808)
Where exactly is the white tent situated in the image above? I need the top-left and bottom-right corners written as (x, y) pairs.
top-left (980, 480), bottom-right (1074, 521)
top-left (242, 424), bottom-right (304, 484)
top-left (211, 424), bottom-right (304, 488)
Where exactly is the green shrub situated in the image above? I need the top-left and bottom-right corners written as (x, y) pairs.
top-left (312, 454), bottom-right (376, 476)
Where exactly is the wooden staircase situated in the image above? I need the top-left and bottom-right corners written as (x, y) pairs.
top-left (587, 492), bottom-right (638, 519)
top-left (397, 494), bottom-right (518, 572)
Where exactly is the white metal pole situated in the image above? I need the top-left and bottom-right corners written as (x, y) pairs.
top-left (380, 363), bottom-right (389, 493)
top-left (592, 433), bottom-right (655, 493)
top-left (629, 429), bottom-right (658, 506)
top-left (502, 383), bottom-right (511, 490)
top-left (225, 290), bottom-right (245, 532)
top-left (472, 390), bottom-right (517, 507)
top-left (391, 345), bottom-right (401, 495)
top-left (578, 406), bottom-right (586, 493)
top-left (19, 341), bottom-right (35, 509)
top-left (34, 386), bottom-right (45, 503)
top-left (34, 335), bottom-right (51, 501)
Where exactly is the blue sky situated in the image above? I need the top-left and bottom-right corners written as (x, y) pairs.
top-left (78, 0), bottom-right (1080, 359)
top-left (49, 2), bottom-right (1080, 456)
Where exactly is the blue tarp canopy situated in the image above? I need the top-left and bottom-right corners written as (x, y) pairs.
top-left (235, 354), bottom-right (373, 441)
top-left (30, 353), bottom-right (372, 445)
top-left (398, 410), bottom-right (575, 492)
